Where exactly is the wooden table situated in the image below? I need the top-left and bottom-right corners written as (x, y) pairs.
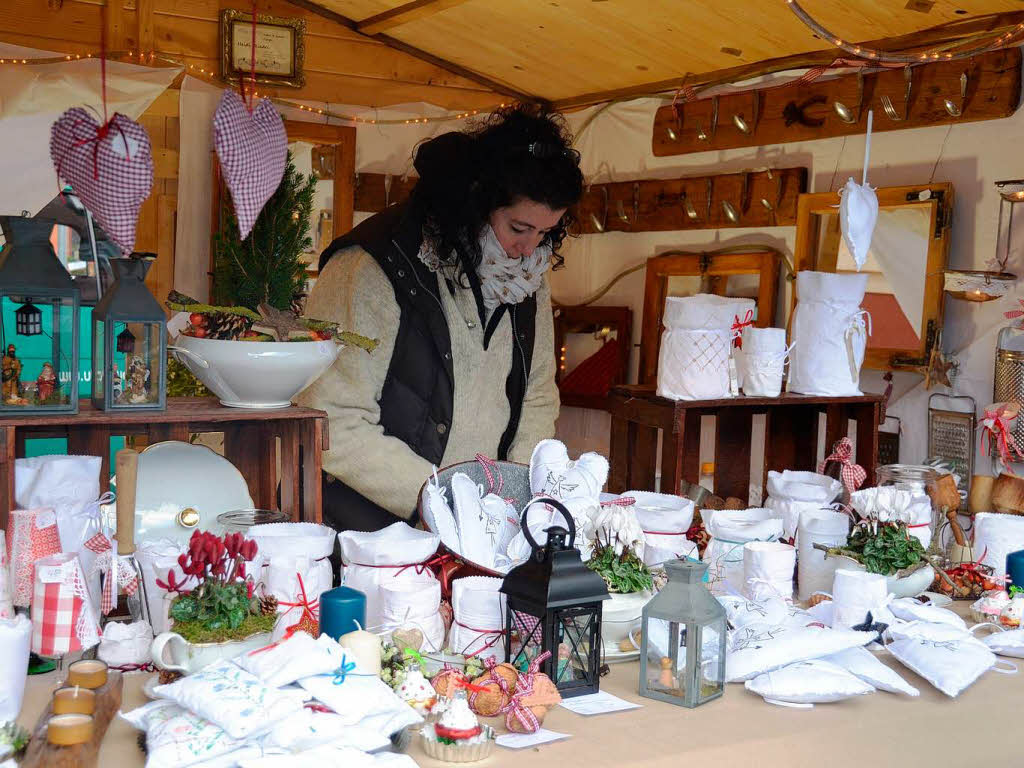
top-left (607, 385), bottom-right (883, 499)
top-left (0, 397), bottom-right (329, 527)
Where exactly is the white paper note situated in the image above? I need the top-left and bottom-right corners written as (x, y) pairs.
top-left (496, 729), bottom-right (571, 749)
top-left (559, 690), bottom-right (642, 716)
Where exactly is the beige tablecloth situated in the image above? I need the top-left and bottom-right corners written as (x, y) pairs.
top-left (16, 620), bottom-right (1024, 768)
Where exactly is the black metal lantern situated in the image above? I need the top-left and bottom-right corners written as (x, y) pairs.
top-left (0, 216), bottom-right (80, 415)
top-left (91, 257), bottom-right (166, 411)
top-left (500, 498), bottom-right (609, 698)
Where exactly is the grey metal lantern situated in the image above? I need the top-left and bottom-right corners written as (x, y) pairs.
top-left (91, 257), bottom-right (166, 411)
top-left (500, 498), bottom-right (610, 698)
top-left (638, 559), bottom-right (727, 708)
top-left (0, 216), bottom-right (80, 415)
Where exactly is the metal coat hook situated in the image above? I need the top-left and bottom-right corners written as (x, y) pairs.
top-left (590, 187), bottom-right (608, 232)
top-left (616, 199), bottom-right (629, 223)
top-left (632, 182), bottom-right (640, 224)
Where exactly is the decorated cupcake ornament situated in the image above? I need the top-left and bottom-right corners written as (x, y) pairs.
top-left (421, 689), bottom-right (495, 763)
top-left (395, 667), bottom-right (437, 715)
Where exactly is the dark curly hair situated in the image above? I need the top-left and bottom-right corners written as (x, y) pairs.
top-left (410, 105), bottom-right (583, 280)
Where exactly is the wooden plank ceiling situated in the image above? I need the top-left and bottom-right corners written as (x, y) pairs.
top-left (294, 0), bottom-right (1024, 107)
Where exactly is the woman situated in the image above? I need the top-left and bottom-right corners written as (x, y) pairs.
top-left (299, 106), bottom-right (584, 532)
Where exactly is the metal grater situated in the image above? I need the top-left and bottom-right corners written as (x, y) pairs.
top-left (878, 416), bottom-right (900, 466)
top-left (927, 394), bottom-right (976, 492)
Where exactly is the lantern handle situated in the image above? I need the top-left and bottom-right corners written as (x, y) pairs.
top-left (519, 497), bottom-right (576, 552)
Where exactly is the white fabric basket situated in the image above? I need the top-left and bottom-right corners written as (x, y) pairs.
top-left (450, 576), bottom-right (506, 663)
top-left (657, 327), bottom-right (733, 400)
top-left (764, 470), bottom-right (844, 541)
top-left (788, 271), bottom-right (870, 396)
top-left (743, 541), bottom-right (796, 601)
top-left (702, 508), bottom-right (784, 595)
top-left (796, 510), bottom-right (850, 602)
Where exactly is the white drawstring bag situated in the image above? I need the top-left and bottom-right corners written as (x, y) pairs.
top-left (832, 568), bottom-right (893, 631)
top-left (796, 510), bottom-right (850, 601)
top-left (449, 576), bottom-right (505, 663)
top-left (744, 658), bottom-right (874, 707)
top-left (702, 508), bottom-right (784, 595)
top-left (764, 471), bottom-right (843, 541)
top-left (788, 271), bottom-right (870, 396)
top-left (378, 576), bottom-right (446, 652)
top-left (737, 327), bottom-right (790, 398)
top-left (631, 491), bottom-right (696, 566)
top-left (657, 295), bottom-right (754, 401)
top-left (743, 541), bottom-right (796, 601)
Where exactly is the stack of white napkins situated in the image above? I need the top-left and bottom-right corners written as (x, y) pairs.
top-left (121, 632), bottom-right (422, 768)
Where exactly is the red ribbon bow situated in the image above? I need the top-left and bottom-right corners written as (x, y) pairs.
top-left (83, 532), bottom-right (138, 615)
top-left (278, 572), bottom-right (320, 640)
top-left (817, 437), bottom-right (866, 496)
top-left (731, 309), bottom-right (755, 348)
top-left (981, 408), bottom-right (1024, 474)
top-left (65, 116), bottom-right (132, 182)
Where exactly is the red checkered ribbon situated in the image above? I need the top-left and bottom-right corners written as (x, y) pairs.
top-left (817, 437), bottom-right (866, 496)
top-left (731, 309), bottom-right (755, 348)
top-left (600, 496), bottom-right (636, 507)
top-left (475, 453), bottom-right (517, 506)
top-left (468, 656), bottom-right (513, 712)
top-left (981, 406), bottom-right (1024, 474)
top-left (83, 532), bottom-right (138, 615)
top-left (500, 650), bottom-right (552, 733)
top-left (1004, 299), bottom-right (1024, 328)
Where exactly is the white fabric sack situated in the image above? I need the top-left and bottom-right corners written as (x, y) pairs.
top-left (738, 326), bottom-right (789, 398)
top-left (297, 668), bottom-right (423, 736)
top-left (975, 512), bottom-right (1024, 579)
top-left (98, 619), bottom-right (153, 666)
top-left (977, 627), bottom-right (1024, 658)
top-left (744, 658), bottom-right (874, 707)
top-left (832, 568), bottom-right (893, 631)
top-left (888, 597), bottom-right (966, 630)
top-left (850, 487), bottom-right (933, 549)
top-left (743, 541), bottom-right (796, 601)
top-left (788, 271), bottom-right (869, 396)
top-left (154, 659), bottom-right (305, 739)
top-left (797, 510), bottom-right (850, 602)
top-left (136, 538), bottom-right (187, 634)
top-left (662, 294), bottom-right (756, 330)
top-left (0, 614), bottom-right (31, 721)
top-left (0, 531), bottom-right (13, 620)
top-left (261, 710), bottom-right (391, 753)
top-left (420, 478), bottom-right (460, 554)
top-left (702, 509), bottom-right (784, 595)
top-left (644, 541), bottom-right (698, 567)
top-left (886, 621), bottom-right (1001, 698)
top-left (339, 522), bottom-right (440, 632)
top-left (378, 575), bottom-right (445, 652)
top-left (657, 327), bottom-right (734, 401)
top-left (764, 470), bottom-right (843, 541)
top-left (632, 490), bottom-right (695, 565)
top-left (450, 575), bottom-right (505, 662)
top-left (726, 623), bottom-right (876, 682)
top-left (839, 177), bottom-right (879, 271)
top-left (121, 699), bottom-right (245, 768)
top-left (234, 631), bottom-right (345, 688)
top-left (529, 439), bottom-right (608, 500)
top-left (825, 645), bottom-right (920, 696)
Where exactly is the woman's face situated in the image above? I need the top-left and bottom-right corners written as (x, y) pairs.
top-left (489, 199), bottom-right (566, 259)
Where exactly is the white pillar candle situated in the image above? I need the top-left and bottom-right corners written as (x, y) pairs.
top-left (338, 627), bottom-right (382, 675)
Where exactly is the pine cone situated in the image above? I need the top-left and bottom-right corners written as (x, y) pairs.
top-left (158, 669), bottom-right (183, 686)
top-left (290, 293), bottom-right (307, 316)
top-left (260, 594), bottom-right (279, 616)
top-left (204, 312), bottom-right (251, 340)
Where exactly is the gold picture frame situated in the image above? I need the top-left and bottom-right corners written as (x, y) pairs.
top-left (220, 9), bottom-right (305, 89)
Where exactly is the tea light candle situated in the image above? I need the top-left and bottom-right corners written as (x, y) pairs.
top-left (339, 625), bottom-right (382, 674)
top-left (46, 713), bottom-right (94, 745)
top-left (53, 686), bottom-right (95, 715)
top-left (319, 586), bottom-right (366, 641)
top-left (67, 659), bottom-right (108, 689)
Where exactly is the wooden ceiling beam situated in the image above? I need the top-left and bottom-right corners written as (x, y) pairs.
top-left (286, 0), bottom-right (542, 106)
top-left (553, 10), bottom-right (1024, 111)
top-left (357, 0), bottom-right (475, 36)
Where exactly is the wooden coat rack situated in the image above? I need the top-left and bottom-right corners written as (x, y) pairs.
top-left (652, 48), bottom-right (1020, 157)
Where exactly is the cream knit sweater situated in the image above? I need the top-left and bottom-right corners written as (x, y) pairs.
top-left (296, 245), bottom-right (559, 519)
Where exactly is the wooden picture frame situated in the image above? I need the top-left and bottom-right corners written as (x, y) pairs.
top-left (793, 183), bottom-right (952, 372)
top-left (220, 9), bottom-right (306, 89)
top-left (553, 305), bottom-right (633, 412)
top-left (638, 250), bottom-right (780, 385)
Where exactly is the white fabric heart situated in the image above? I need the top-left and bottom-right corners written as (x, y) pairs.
top-left (213, 91), bottom-right (287, 239)
top-left (450, 473), bottom-right (494, 570)
top-left (529, 439), bottom-right (608, 500)
top-left (50, 108), bottom-right (153, 254)
top-left (838, 177), bottom-right (878, 271)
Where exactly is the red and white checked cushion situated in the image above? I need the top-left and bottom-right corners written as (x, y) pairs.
top-left (213, 91), bottom-right (287, 239)
top-left (50, 107), bottom-right (154, 254)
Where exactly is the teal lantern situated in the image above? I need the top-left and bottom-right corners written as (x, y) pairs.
top-left (0, 216), bottom-right (80, 415)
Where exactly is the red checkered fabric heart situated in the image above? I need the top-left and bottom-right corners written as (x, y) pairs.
top-left (213, 91), bottom-right (287, 239)
top-left (50, 107), bottom-right (154, 254)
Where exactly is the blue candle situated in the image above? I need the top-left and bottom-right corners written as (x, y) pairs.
top-left (1006, 550), bottom-right (1024, 591)
top-left (319, 586), bottom-right (366, 641)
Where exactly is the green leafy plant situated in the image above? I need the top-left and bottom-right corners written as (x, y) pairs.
top-left (829, 522), bottom-right (926, 576)
top-left (587, 544), bottom-right (653, 594)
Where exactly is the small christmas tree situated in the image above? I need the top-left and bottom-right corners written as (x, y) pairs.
top-left (212, 150), bottom-right (316, 312)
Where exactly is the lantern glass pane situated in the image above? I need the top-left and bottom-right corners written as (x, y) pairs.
top-left (644, 620), bottom-right (686, 703)
top-left (111, 321), bottom-right (161, 407)
top-left (556, 606), bottom-right (598, 687)
top-left (698, 620), bottom-right (726, 704)
top-left (92, 318), bottom-right (105, 409)
top-left (510, 606), bottom-right (545, 672)
top-left (1, 295), bottom-right (77, 412)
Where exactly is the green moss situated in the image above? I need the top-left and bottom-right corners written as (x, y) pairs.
top-left (171, 612), bottom-right (276, 645)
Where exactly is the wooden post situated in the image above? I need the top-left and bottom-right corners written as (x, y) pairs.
top-left (0, 426), bottom-right (14, 530)
top-left (136, 0), bottom-right (154, 52)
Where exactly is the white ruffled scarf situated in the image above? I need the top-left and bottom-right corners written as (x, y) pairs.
top-left (417, 225), bottom-right (551, 311)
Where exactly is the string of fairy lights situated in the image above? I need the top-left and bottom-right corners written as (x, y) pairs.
top-left (0, 49), bottom-right (515, 126)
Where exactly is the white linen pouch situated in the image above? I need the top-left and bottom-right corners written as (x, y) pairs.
top-left (745, 658), bottom-right (874, 707)
top-left (235, 631), bottom-right (345, 688)
top-left (97, 619), bottom-right (153, 667)
top-left (153, 659), bottom-right (305, 739)
top-left (885, 621), bottom-right (1007, 698)
top-left (297, 671), bottom-right (422, 736)
top-left (888, 597), bottom-right (966, 631)
top-left (120, 699), bottom-right (246, 768)
top-left (726, 623), bottom-right (876, 683)
top-left (977, 626), bottom-right (1024, 658)
top-left (261, 709), bottom-right (391, 753)
top-left (825, 645), bottom-right (919, 696)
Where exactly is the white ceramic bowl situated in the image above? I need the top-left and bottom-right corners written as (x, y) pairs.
top-left (170, 335), bottom-right (341, 409)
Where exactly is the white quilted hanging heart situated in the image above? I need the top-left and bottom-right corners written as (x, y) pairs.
top-left (49, 108), bottom-right (154, 254)
top-left (213, 91), bottom-right (287, 239)
top-left (839, 177), bottom-right (878, 271)
top-left (529, 439), bottom-right (607, 500)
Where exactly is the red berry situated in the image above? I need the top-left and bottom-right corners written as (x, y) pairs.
top-left (191, 327), bottom-right (208, 338)
top-left (189, 313), bottom-right (206, 326)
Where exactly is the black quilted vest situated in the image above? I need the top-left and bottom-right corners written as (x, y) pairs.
top-left (318, 202), bottom-right (537, 522)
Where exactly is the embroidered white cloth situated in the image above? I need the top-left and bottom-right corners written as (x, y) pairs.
top-left (825, 645), bottom-right (919, 696)
top-left (744, 658), bottom-right (874, 707)
top-left (234, 631), bottom-right (346, 688)
top-left (885, 621), bottom-right (1002, 698)
top-left (726, 623), bottom-right (876, 683)
top-left (121, 699), bottom-right (246, 768)
top-left (701, 508), bottom-right (784, 595)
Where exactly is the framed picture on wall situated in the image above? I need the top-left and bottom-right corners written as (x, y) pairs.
top-left (220, 9), bottom-right (306, 89)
